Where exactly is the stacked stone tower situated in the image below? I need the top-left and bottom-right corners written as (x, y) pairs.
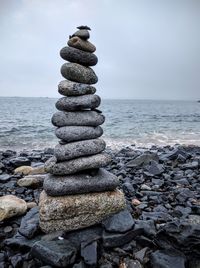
top-left (39, 26), bottom-right (125, 233)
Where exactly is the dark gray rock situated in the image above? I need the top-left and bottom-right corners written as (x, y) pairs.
top-left (103, 228), bottom-right (142, 248)
top-left (0, 174), bottom-right (11, 182)
top-left (43, 168), bottom-right (119, 196)
top-left (61, 63), bottom-right (98, 84)
top-left (52, 110), bottom-right (105, 127)
top-left (81, 241), bottom-right (97, 266)
top-left (56, 95), bottom-right (100, 112)
top-left (58, 80), bottom-right (96, 96)
top-left (45, 153), bottom-right (111, 175)
top-left (55, 126), bottom-right (103, 142)
top-left (9, 157), bottom-right (31, 168)
top-left (18, 207), bottom-right (39, 239)
top-left (54, 139), bottom-right (106, 161)
top-left (126, 153), bottom-right (159, 168)
top-left (102, 209), bottom-right (134, 233)
top-left (72, 29), bottom-right (90, 40)
top-left (60, 46), bottom-right (98, 66)
top-left (150, 249), bottom-right (186, 268)
top-left (68, 36), bottom-right (96, 53)
top-left (31, 240), bottom-right (77, 267)
top-left (145, 160), bottom-right (164, 176)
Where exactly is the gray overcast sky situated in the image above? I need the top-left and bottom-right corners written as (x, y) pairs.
top-left (0, 0), bottom-right (199, 100)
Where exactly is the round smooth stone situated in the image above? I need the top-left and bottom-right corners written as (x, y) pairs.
top-left (55, 95), bottom-right (101, 111)
top-left (58, 80), bottom-right (96, 96)
top-left (55, 126), bottom-right (103, 142)
top-left (44, 153), bottom-right (111, 175)
top-left (72, 29), bottom-right (90, 40)
top-left (60, 47), bottom-right (98, 66)
top-left (61, 63), bottom-right (98, 84)
top-left (52, 111), bottom-right (105, 127)
top-left (54, 139), bottom-right (106, 161)
top-left (43, 168), bottom-right (119, 196)
top-left (68, 37), bottom-right (96, 53)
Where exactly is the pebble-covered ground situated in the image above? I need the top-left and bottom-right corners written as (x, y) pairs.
top-left (0, 145), bottom-right (200, 268)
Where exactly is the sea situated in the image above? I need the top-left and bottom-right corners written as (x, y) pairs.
top-left (0, 97), bottom-right (200, 151)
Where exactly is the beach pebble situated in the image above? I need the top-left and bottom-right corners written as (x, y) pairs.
top-left (58, 80), bottom-right (96, 96)
top-left (55, 126), bottom-right (103, 143)
top-left (17, 174), bottom-right (46, 188)
top-left (54, 139), bottom-right (106, 161)
top-left (60, 46), bottom-right (98, 66)
top-left (81, 241), bottom-right (97, 266)
top-left (0, 174), bottom-right (11, 183)
top-left (56, 95), bottom-right (100, 111)
top-left (0, 195), bottom-right (27, 221)
top-left (52, 110), bottom-right (105, 127)
top-left (44, 153), bottom-right (111, 175)
top-left (14, 166), bottom-right (33, 175)
top-left (72, 29), bottom-right (90, 40)
top-left (68, 36), bottom-right (96, 52)
top-left (43, 168), bottom-right (119, 196)
top-left (9, 157), bottom-right (31, 168)
top-left (61, 63), bottom-right (98, 84)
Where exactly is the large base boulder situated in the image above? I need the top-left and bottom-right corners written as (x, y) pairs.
top-left (39, 190), bottom-right (125, 233)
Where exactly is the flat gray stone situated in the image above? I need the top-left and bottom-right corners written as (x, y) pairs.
top-left (44, 153), bottom-right (111, 175)
top-left (55, 126), bottom-right (103, 142)
top-left (56, 95), bottom-right (100, 111)
top-left (43, 168), bottom-right (119, 196)
top-left (52, 111), bottom-right (105, 127)
top-left (72, 29), bottom-right (90, 40)
top-left (68, 37), bottom-right (96, 53)
top-left (39, 190), bottom-right (125, 233)
top-left (61, 63), bottom-right (98, 84)
top-left (58, 80), bottom-right (96, 96)
top-left (60, 46), bottom-right (98, 66)
top-left (54, 139), bottom-right (106, 161)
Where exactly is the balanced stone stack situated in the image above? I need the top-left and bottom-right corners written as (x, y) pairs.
top-left (39, 26), bottom-right (125, 233)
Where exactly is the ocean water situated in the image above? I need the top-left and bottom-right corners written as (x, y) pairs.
top-left (0, 97), bottom-right (200, 150)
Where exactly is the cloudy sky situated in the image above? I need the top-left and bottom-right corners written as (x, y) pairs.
top-left (0, 0), bottom-right (199, 100)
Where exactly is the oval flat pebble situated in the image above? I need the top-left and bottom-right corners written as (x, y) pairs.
top-left (58, 80), bottom-right (96, 96)
top-left (52, 111), bottom-right (105, 127)
top-left (68, 36), bottom-right (96, 53)
top-left (54, 139), bottom-right (106, 161)
top-left (44, 153), bottom-right (111, 175)
top-left (61, 63), bottom-right (98, 84)
top-left (55, 95), bottom-right (101, 111)
top-left (60, 46), bottom-right (98, 66)
top-left (55, 126), bottom-right (103, 142)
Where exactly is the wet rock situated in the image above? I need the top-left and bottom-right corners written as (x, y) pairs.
top-left (60, 46), bottom-right (98, 66)
top-left (150, 249), bottom-right (186, 268)
top-left (9, 157), bottom-right (31, 168)
top-left (52, 110), bottom-right (105, 127)
top-left (45, 153), bottom-right (111, 175)
top-left (17, 174), bottom-right (46, 188)
top-left (18, 207), bottom-right (39, 239)
top-left (102, 209), bottom-right (134, 233)
top-left (61, 63), bottom-right (98, 84)
top-left (44, 168), bottom-right (119, 196)
top-left (39, 190), bottom-right (125, 233)
top-left (81, 241), bottom-right (97, 266)
top-left (134, 247), bottom-right (149, 264)
top-left (31, 240), bottom-right (77, 267)
top-left (0, 195), bottom-right (27, 221)
top-left (68, 36), bottom-right (96, 53)
top-left (0, 174), bottom-right (11, 183)
top-left (56, 95), bottom-right (100, 111)
top-left (54, 139), bottom-right (106, 161)
top-left (55, 126), bottom-right (103, 143)
top-left (58, 80), bottom-right (96, 96)
top-left (145, 160), bottom-right (164, 176)
top-left (10, 254), bottom-right (23, 268)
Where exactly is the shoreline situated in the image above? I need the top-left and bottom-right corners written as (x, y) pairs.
top-left (0, 144), bottom-right (200, 267)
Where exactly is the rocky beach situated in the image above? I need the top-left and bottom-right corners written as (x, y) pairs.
top-left (0, 144), bottom-right (199, 267)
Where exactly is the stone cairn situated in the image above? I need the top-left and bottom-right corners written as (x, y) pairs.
top-left (39, 26), bottom-right (125, 233)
